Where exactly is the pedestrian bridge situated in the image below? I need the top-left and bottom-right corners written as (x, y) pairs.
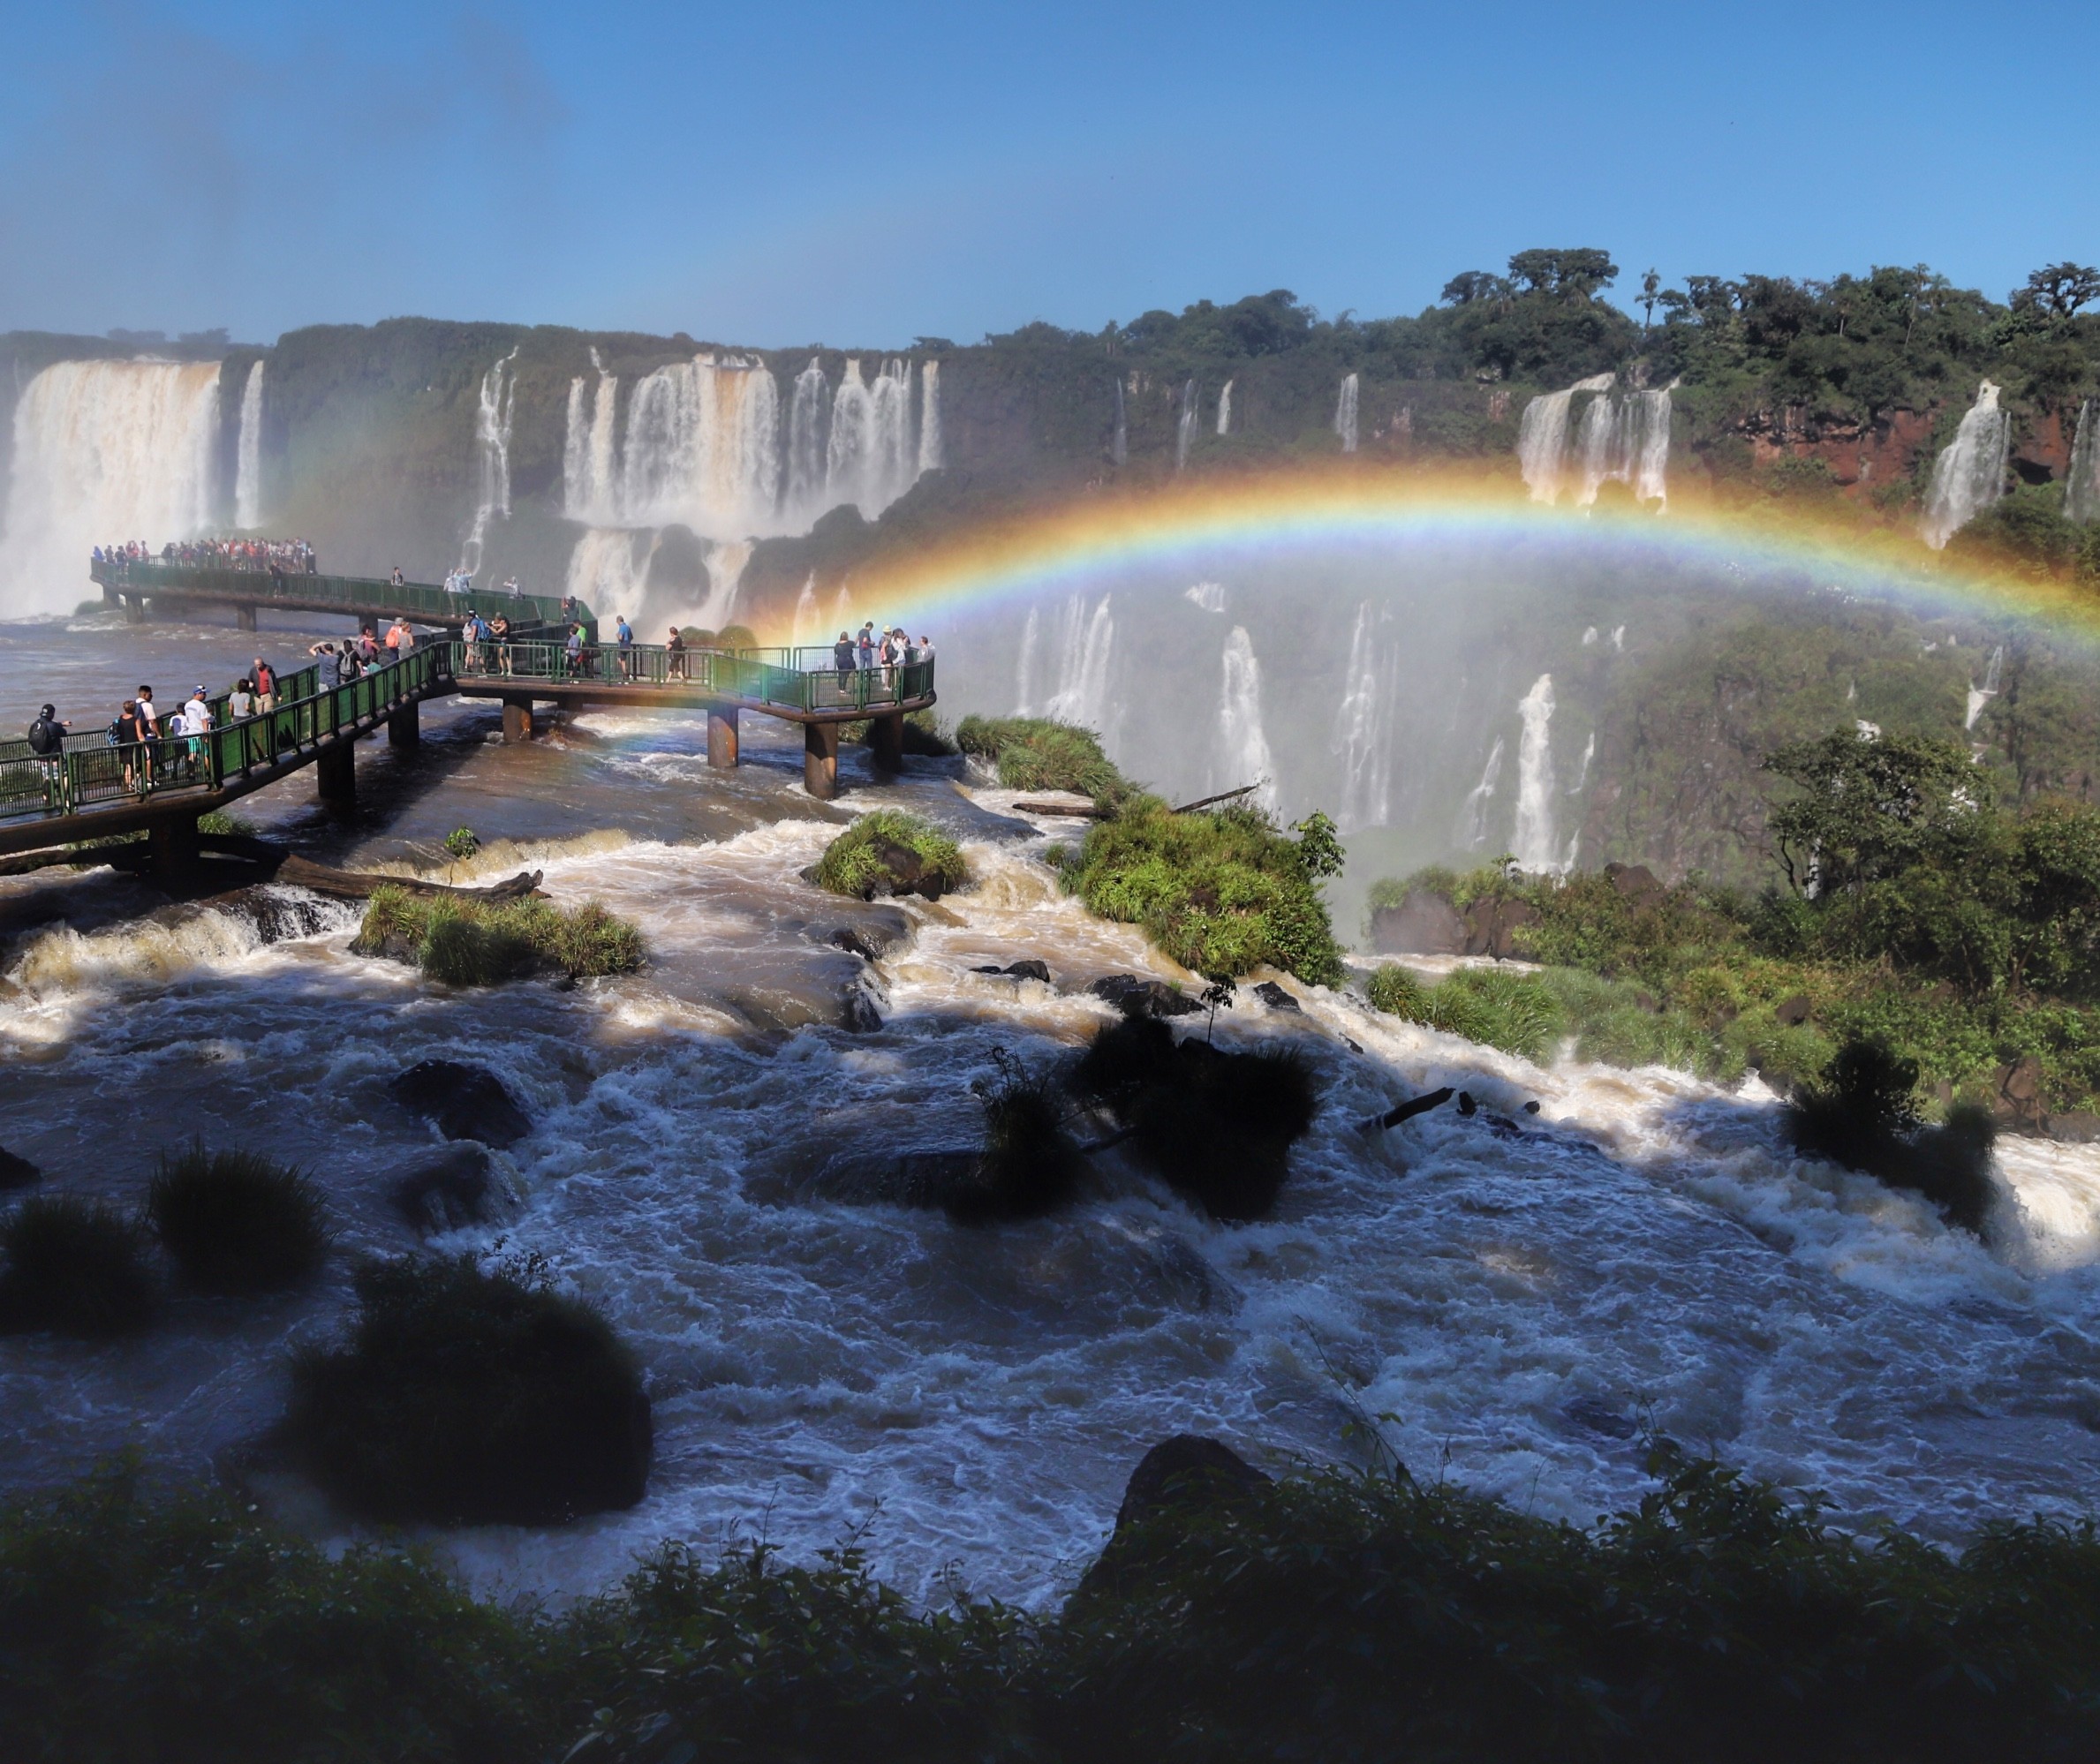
top-left (88, 559), bottom-right (588, 635)
top-left (0, 637), bottom-right (937, 865)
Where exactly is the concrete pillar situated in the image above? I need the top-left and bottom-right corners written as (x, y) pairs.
top-left (707, 703), bottom-right (739, 768)
top-left (236, 604), bottom-right (257, 632)
top-left (502, 695), bottom-right (533, 744)
top-left (316, 738), bottom-right (356, 804)
top-left (147, 814), bottom-right (200, 880)
top-left (124, 595), bottom-right (145, 625)
top-left (102, 582), bottom-right (119, 607)
top-left (804, 720), bottom-right (840, 799)
top-left (869, 712), bottom-right (904, 775)
top-left (388, 702), bottom-right (419, 748)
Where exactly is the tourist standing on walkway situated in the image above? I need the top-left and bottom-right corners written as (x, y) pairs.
top-left (398, 621), bottom-right (417, 653)
top-left (253, 660), bottom-right (276, 712)
top-left (834, 631), bottom-right (857, 689)
top-left (857, 624), bottom-right (875, 673)
top-left (616, 614), bottom-right (634, 682)
top-left (228, 678), bottom-right (256, 720)
top-left (26, 705), bottom-right (67, 799)
top-left (359, 625), bottom-right (379, 664)
top-left (180, 688), bottom-right (213, 778)
top-left (390, 566), bottom-right (405, 590)
top-left (113, 699), bottom-right (148, 789)
top-left (311, 643), bottom-right (342, 690)
top-left (565, 622), bottom-right (585, 677)
top-left (462, 611), bottom-right (482, 674)
top-left (490, 612), bottom-right (513, 676)
top-left (667, 625), bottom-right (688, 682)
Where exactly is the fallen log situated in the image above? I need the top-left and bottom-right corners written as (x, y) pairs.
top-left (276, 854), bottom-right (546, 902)
top-left (1356, 1086), bottom-right (1455, 1133)
top-left (1169, 783), bottom-right (1260, 815)
top-left (1011, 796), bottom-right (1110, 818)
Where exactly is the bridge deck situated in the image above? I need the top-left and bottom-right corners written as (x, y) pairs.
top-left (90, 560), bottom-right (587, 635)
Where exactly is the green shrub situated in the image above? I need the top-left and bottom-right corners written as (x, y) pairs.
top-left (283, 1255), bottom-right (652, 1526)
top-left (812, 810), bottom-right (969, 899)
top-left (943, 1051), bottom-right (1086, 1224)
top-left (352, 886), bottom-right (643, 984)
top-left (0, 1197), bottom-right (157, 1337)
top-left (194, 810), bottom-right (256, 836)
top-left (147, 1148), bottom-right (329, 1295)
top-left (1067, 799), bottom-right (1344, 985)
top-left (442, 825), bottom-right (480, 860)
top-left (1364, 963), bottom-right (1562, 1061)
top-left (955, 714), bottom-right (1131, 803)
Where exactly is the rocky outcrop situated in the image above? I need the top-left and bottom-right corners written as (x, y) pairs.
top-left (1370, 889), bottom-right (1466, 955)
top-left (1089, 974), bottom-right (1203, 1019)
top-left (975, 959), bottom-right (1051, 983)
top-left (1462, 896), bottom-right (1537, 960)
top-left (389, 1143), bottom-right (523, 1233)
top-left (389, 1060), bottom-right (533, 1148)
top-left (1114, 1435), bottom-right (1272, 1533)
top-left (1251, 980), bottom-right (1301, 1013)
top-left (0, 1147), bottom-right (40, 1190)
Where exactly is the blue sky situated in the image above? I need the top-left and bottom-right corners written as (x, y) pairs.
top-left (3, 0), bottom-right (2089, 348)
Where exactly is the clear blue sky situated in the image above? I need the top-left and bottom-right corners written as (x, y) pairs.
top-left (3, 0), bottom-right (2089, 348)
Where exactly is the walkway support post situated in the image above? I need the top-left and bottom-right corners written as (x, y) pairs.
top-left (804, 720), bottom-right (840, 800)
top-left (502, 695), bottom-right (533, 743)
top-left (147, 813), bottom-right (200, 880)
top-left (236, 604), bottom-right (257, 632)
top-left (707, 704), bottom-right (739, 769)
top-left (870, 712), bottom-right (904, 775)
top-left (316, 738), bottom-right (356, 804)
top-left (388, 702), bottom-right (419, 748)
top-left (124, 596), bottom-right (145, 625)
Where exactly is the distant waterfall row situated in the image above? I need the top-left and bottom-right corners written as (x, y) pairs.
top-left (1517, 375), bottom-right (1672, 508)
top-left (564, 352), bottom-right (942, 538)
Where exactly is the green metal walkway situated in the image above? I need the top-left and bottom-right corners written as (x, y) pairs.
top-left (88, 560), bottom-right (589, 635)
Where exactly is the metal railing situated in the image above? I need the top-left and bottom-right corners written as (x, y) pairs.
top-left (444, 638), bottom-right (935, 713)
top-left (0, 646), bottom-right (451, 825)
top-left (89, 560), bottom-right (589, 636)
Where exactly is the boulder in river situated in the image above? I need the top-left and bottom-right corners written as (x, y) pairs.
top-left (1252, 980), bottom-right (1301, 1013)
top-left (1077, 1433), bottom-right (1273, 1598)
top-left (389, 1061), bottom-right (532, 1148)
top-left (975, 960), bottom-right (1052, 983)
top-left (1369, 889), bottom-right (1466, 956)
top-left (1089, 974), bottom-right (1203, 1020)
top-left (389, 1144), bottom-right (522, 1233)
top-left (0, 1147), bottom-right (40, 1191)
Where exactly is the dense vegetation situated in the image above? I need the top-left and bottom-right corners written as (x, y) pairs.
top-left (956, 713), bottom-right (1132, 804)
top-left (352, 887), bottom-right (643, 984)
top-left (811, 810), bottom-right (970, 901)
top-left (11, 1446), bottom-right (2100, 1761)
top-left (1367, 726), bottom-right (2100, 1117)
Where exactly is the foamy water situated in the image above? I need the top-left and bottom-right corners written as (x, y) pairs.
top-left (5, 703), bottom-right (2100, 1609)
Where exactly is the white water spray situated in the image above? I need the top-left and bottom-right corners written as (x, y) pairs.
top-left (1176, 379), bottom-right (1199, 471)
top-left (1455, 736), bottom-right (1507, 848)
top-left (1966, 644), bottom-right (2005, 731)
top-left (2067, 399), bottom-right (2099, 526)
top-left (232, 361), bottom-right (265, 530)
top-left (1921, 381), bottom-right (2010, 549)
top-left (918, 361), bottom-right (943, 474)
top-left (787, 358), bottom-right (830, 516)
top-left (1043, 597), bottom-right (1116, 734)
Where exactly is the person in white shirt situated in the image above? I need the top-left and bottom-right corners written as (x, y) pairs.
top-left (178, 688), bottom-right (212, 778)
top-left (228, 679), bottom-right (256, 720)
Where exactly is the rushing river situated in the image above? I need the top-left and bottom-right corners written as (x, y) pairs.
top-left (4, 609), bottom-right (2100, 1609)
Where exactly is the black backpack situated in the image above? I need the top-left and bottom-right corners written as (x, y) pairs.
top-left (26, 717), bottom-right (59, 756)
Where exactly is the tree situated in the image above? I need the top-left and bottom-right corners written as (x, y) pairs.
top-left (1763, 728), bottom-right (1988, 898)
top-left (1506, 248), bottom-right (1620, 301)
top-left (1640, 268), bottom-right (1660, 331)
top-left (1440, 271), bottom-right (1510, 307)
top-left (2013, 262), bottom-right (2100, 320)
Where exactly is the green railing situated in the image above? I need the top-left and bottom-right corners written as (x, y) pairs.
top-left (446, 638), bottom-right (934, 713)
top-left (0, 647), bottom-right (451, 825)
top-left (89, 560), bottom-right (590, 636)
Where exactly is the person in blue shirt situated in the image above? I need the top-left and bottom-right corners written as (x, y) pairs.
top-left (616, 614), bottom-right (634, 682)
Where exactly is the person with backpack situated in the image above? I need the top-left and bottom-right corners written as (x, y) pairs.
top-left (26, 704), bottom-right (67, 803)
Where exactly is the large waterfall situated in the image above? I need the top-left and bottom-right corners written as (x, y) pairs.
top-left (1112, 378), bottom-right (1128, 467)
top-left (1512, 673), bottom-right (1566, 873)
top-left (1331, 600), bottom-right (1394, 832)
top-left (1022, 595), bottom-right (1116, 733)
top-left (1967, 644), bottom-right (2005, 732)
top-left (232, 361), bottom-right (265, 531)
top-left (458, 349), bottom-right (517, 577)
top-left (1518, 375), bottom-right (1670, 507)
top-left (1176, 380), bottom-right (1200, 471)
top-left (787, 358), bottom-right (829, 513)
top-left (2067, 399), bottom-right (2099, 526)
top-left (918, 361), bottom-right (944, 473)
top-left (1333, 373), bottom-right (1359, 454)
top-left (1216, 626), bottom-right (1277, 807)
top-left (1920, 381), bottom-right (2010, 549)
top-left (1, 358), bottom-right (223, 617)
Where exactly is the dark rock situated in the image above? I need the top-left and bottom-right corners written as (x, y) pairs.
top-left (816, 905), bottom-right (915, 961)
top-left (390, 1144), bottom-right (521, 1234)
top-left (1774, 994), bottom-right (1814, 1027)
top-left (1114, 1434), bottom-right (1271, 1534)
top-left (1370, 890), bottom-right (1466, 956)
top-left (1455, 1090), bottom-right (1477, 1117)
top-left (1252, 980), bottom-right (1301, 1013)
top-left (0, 1147), bottom-right (41, 1190)
top-left (1522, 1100), bottom-right (1542, 1114)
top-left (1603, 861), bottom-right (1667, 907)
top-left (2048, 1112), bottom-right (2100, 1144)
top-left (1090, 974), bottom-right (1203, 1019)
top-left (1461, 896), bottom-right (1537, 959)
top-left (973, 959), bottom-right (1052, 983)
top-left (812, 1149), bottom-right (984, 1208)
top-left (1564, 1395), bottom-right (1639, 1440)
top-left (840, 984), bottom-right (884, 1033)
top-left (389, 1061), bottom-right (532, 1148)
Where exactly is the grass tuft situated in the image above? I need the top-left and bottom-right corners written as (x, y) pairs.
top-left (352, 886), bottom-right (643, 984)
top-left (0, 1197), bottom-right (157, 1337)
top-left (1366, 963), bottom-right (1563, 1061)
top-left (955, 714), bottom-right (1131, 803)
top-left (812, 810), bottom-right (970, 900)
top-left (147, 1146), bottom-right (329, 1295)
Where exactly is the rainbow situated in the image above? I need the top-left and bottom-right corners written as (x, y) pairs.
top-left (753, 466), bottom-right (2100, 645)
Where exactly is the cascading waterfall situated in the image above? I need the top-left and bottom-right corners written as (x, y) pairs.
top-left (1512, 674), bottom-right (1564, 874)
top-left (1333, 373), bottom-right (1359, 454)
top-left (1014, 606), bottom-right (1039, 713)
top-left (1332, 600), bottom-right (1395, 832)
top-left (696, 540), bottom-right (752, 630)
top-left (1216, 626), bottom-right (1277, 807)
top-left (918, 361), bottom-right (943, 473)
top-left (1, 358), bottom-right (222, 617)
top-left (1967, 644), bottom-right (2006, 731)
top-left (1921, 381), bottom-right (2011, 549)
top-left (1521, 376), bottom-right (1672, 507)
top-left (1567, 730), bottom-right (1596, 796)
top-left (616, 353), bottom-right (782, 533)
top-left (826, 358), bottom-right (920, 517)
top-left (787, 358), bottom-right (830, 516)
top-left (1455, 736), bottom-right (1506, 848)
top-left (1183, 581), bottom-right (1225, 613)
top-left (1043, 596), bottom-right (1116, 735)
top-left (458, 348), bottom-right (518, 577)
top-left (791, 576), bottom-right (821, 647)
top-left (564, 354), bottom-right (622, 526)
top-left (1176, 380), bottom-right (1200, 471)
top-left (1516, 373), bottom-right (1614, 504)
top-left (1111, 378), bottom-right (1128, 467)
top-left (2066, 399), bottom-right (2099, 525)
top-left (563, 527), bottom-right (659, 615)
top-left (1216, 380), bottom-right (1233, 436)
top-left (232, 361), bottom-right (265, 530)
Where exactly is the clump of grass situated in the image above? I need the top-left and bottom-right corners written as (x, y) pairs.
top-left (283, 1255), bottom-right (652, 1526)
top-left (955, 714), bottom-right (1131, 803)
top-left (147, 1147), bottom-right (329, 1295)
top-left (1069, 1017), bottom-right (1320, 1220)
top-left (1365, 963), bottom-right (1562, 1062)
top-left (944, 1049), bottom-right (1086, 1224)
top-left (1787, 1037), bottom-right (2001, 1235)
top-left (352, 886), bottom-right (643, 984)
top-left (195, 810), bottom-right (256, 836)
top-left (1067, 798), bottom-right (1344, 986)
top-left (812, 810), bottom-right (970, 900)
top-left (0, 1197), bottom-right (157, 1337)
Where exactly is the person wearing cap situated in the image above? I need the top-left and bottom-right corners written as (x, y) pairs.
top-left (26, 703), bottom-right (67, 803)
top-left (179, 687), bottom-right (214, 780)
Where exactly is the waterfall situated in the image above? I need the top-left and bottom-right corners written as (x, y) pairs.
top-left (1216, 380), bottom-right (1233, 436)
top-left (1966, 644), bottom-right (2005, 731)
top-left (1568, 730), bottom-right (1596, 795)
top-left (2067, 399), bottom-right (2100, 525)
top-left (1516, 373), bottom-right (1615, 504)
top-left (232, 361), bottom-right (265, 530)
top-left (1176, 379), bottom-right (1199, 471)
top-left (918, 361), bottom-right (943, 472)
top-left (1044, 596), bottom-right (1116, 733)
top-left (1921, 380), bottom-right (2010, 549)
top-left (1216, 626), bottom-right (1277, 808)
top-left (787, 358), bottom-right (830, 517)
top-left (1455, 737), bottom-right (1506, 848)
top-left (694, 539), bottom-right (752, 631)
top-left (1183, 581), bottom-right (1225, 613)
top-left (1015, 606), bottom-right (1039, 713)
top-left (791, 576), bottom-right (821, 648)
top-left (1631, 388), bottom-right (1673, 504)
top-left (458, 347), bottom-right (518, 576)
top-left (1333, 373), bottom-right (1359, 454)
top-left (826, 358), bottom-right (919, 517)
top-left (617, 352), bottom-right (782, 533)
top-left (563, 527), bottom-right (659, 616)
top-left (564, 359), bottom-right (621, 524)
top-left (1332, 601), bottom-right (1395, 832)
top-left (1512, 674), bottom-right (1564, 873)
top-left (2, 358), bottom-right (222, 617)
top-left (1111, 378), bottom-right (1128, 466)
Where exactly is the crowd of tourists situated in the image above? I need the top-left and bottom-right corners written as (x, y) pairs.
top-left (831, 622), bottom-right (934, 684)
top-left (92, 538), bottom-right (321, 575)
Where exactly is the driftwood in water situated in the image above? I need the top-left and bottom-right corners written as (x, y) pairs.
top-left (1356, 1086), bottom-right (1455, 1133)
top-left (1169, 783), bottom-right (1259, 815)
top-left (276, 854), bottom-right (546, 902)
top-left (1011, 797), bottom-right (1110, 818)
